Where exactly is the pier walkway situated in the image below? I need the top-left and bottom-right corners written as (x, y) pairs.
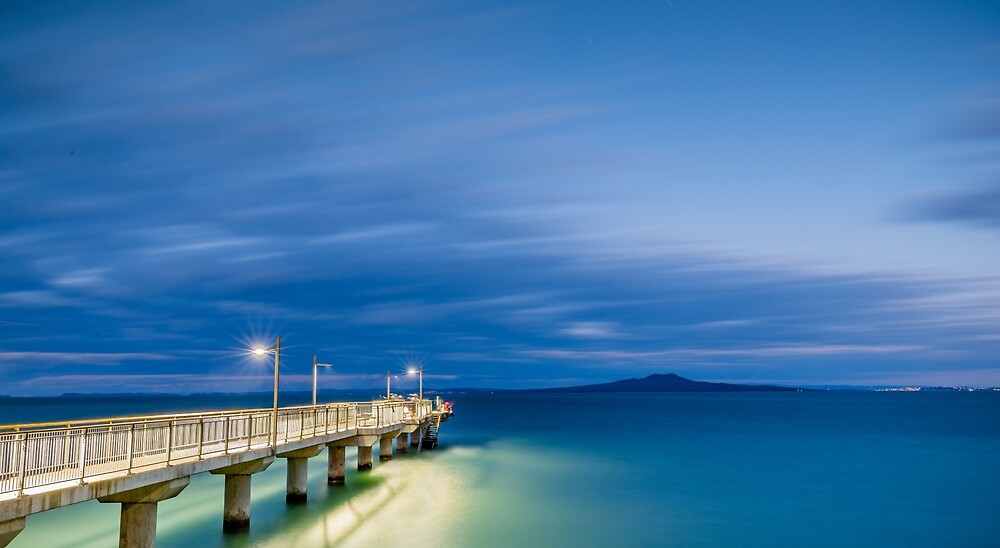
top-left (0, 398), bottom-right (451, 547)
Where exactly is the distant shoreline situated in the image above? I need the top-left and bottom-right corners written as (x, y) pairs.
top-left (1, 372), bottom-right (997, 399)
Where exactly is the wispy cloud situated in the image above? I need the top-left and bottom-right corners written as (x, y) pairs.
top-left (907, 183), bottom-right (1000, 229)
top-left (0, 290), bottom-right (85, 308)
top-left (50, 268), bottom-right (108, 288)
top-left (558, 322), bottom-right (624, 339)
top-left (905, 82), bottom-right (1000, 230)
top-left (0, 351), bottom-right (172, 364)
top-left (517, 344), bottom-right (927, 362)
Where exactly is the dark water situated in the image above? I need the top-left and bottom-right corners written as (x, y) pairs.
top-left (5, 391), bottom-right (1000, 547)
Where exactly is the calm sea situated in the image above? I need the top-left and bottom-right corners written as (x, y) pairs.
top-left (4, 391), bottom-right (999, 547)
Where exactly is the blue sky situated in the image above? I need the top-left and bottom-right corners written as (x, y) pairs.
top-left (1, 0), bottom-right (998, 395)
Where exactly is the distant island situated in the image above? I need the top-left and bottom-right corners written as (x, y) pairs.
top-left (523, 373), bottom-right (804, 393)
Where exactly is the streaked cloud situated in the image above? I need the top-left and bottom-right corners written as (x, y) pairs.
top-left (558, 322), bottom-right (624, 339)
top-left (909, 183), bottom-right (1000, 229)
top-left (517, 344), bottom-right (927, 362)
top-left (0, 290), bottom-right (85, 308)
top-left (0, 351), bottom-right (172, 364)
top-left (906, 81), bottom-right (1000, 230)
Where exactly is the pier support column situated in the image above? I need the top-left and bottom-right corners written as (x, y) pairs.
top-left (357, 445), bottom-right (373, 471)
top-left (98, 477), bottom-right (189, 548)
top-left (0, 518), bottom-right (25, 548)
top-left (411, 427), bottom-right (422, 448)
top-left (396, 432), bottom-right (409, 454)
top-left (379, 434), bottom-right (396, 462)
top-left (223, 475), bottom-right (252, 530)
top-left (277, 446), bottom-right (323, 503)
top-left (327, 445), bottom-right (346, 485)
top-left (210, 457), bottom-right (274, 532)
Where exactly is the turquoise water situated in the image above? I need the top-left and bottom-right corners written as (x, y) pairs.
top-left (5, 392), bottom-right (1000, 547)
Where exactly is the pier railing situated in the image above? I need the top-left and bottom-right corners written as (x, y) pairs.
top-left (0, 399), bottom-right (432, 497)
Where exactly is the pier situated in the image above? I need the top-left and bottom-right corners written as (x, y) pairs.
top-left (0, 398), bottom-right (451, 547)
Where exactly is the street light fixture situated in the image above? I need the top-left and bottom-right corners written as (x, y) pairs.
top-left (251, 336), bottom-right (280, 450)
top-left (312, 355), bottom-right (332, 406)
top-left (407, 363), bottom-right (423, 401)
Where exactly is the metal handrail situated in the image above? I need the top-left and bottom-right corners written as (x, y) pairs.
top-left (0, 399), bottom-right (434, 497)
top-left (0, 401), bottom-right (402, 432)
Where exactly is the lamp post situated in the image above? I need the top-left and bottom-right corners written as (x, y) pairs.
top-left (251, 336), bottom-right (280, 450)
top-left (407, 363), bottom-right (423, 401)
top-left (312, 355), bottom-right (332, 406)
top-left (386, 370), bottom-right (392, 400)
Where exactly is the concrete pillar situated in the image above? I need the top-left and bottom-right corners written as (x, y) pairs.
top-left (222, 475), bottom-right (252, 531)
top-left (411, 427), bottom-right (422, 447)
top-left (119, 502), bottom-right (157, 548)
top-left (286, 457), bottom-right (308, 503)
top-left (379, 434), bottom-right (395, 462)
top-left (276, 446), bottom-right (323, 504)
top-left (210, 457), bottom-right (273, 532)
top-left (98, 477), bottom-right (189, 548)
top-left (357, 445), bottom-right (373, 471)
top-left (328, 445), bottom-right (346, 485)
top-left (396, 432), bottom-right (409, 454)
top-left (0, 518), bottom-right (25, 548)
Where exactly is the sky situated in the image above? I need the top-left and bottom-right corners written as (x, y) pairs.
top-left (1, 0), bottom-right (999, 395)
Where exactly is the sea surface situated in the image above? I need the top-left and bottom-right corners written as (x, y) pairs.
top-left (3, 391), bottom-right (999, 547)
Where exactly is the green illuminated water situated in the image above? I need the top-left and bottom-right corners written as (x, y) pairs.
top-left (5, 391), bottom-right (1000, 547)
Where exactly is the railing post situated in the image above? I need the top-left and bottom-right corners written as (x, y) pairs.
top-left (16, 432), bottom-right (28, 495)
top-left (197, 417), bottom-right (204, 459)
top-left (166, 420), bottom-right (174, 465)
top-left (224, 416), bottom-right (231, 454)
top-left (78, 428), bottom-right (87, 483)
top-left (126, 423), bottom-right (135, 474)
top-left (62, 428), bottom-right (71, 470)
